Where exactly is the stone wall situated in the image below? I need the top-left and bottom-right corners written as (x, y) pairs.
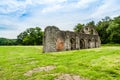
top-left (43, 26), bottom-right (101, 53)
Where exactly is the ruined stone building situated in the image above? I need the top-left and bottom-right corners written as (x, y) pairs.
top-left (43, 26), bottom-right (101, 52)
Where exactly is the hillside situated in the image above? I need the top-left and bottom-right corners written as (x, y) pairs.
top-left (0, 45), bottom-right (120, 80)
top-left (0, 38), bottom-right (17, 45)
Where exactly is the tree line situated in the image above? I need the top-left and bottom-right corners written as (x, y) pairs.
top-left (0, 27), bottom-right (43, 45)
top-left (0, 38), bottom-right (17, 45)
top-left (0, 15), bottom-right (120, 45)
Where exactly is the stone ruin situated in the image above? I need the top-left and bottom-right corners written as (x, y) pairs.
top-left (43, 26), bottom-right (101, 53)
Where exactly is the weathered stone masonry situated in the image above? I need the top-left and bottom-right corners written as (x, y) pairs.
top-left (43, 26), bottom-right (101, 52)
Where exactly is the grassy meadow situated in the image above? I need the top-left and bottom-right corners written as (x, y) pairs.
top-left (0, 45), bottom-right (120, 80)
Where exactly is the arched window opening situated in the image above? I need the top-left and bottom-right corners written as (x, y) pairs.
top-left (88, 39), bottom-right (91, 48)
top-left (80, 39), bottom-right (85, 49)
top-left (90, 29), bottom-right (94, 34)
top-left (70, 38), bottom-right (76, 50)
top-left (95, 39), bottom-right (98, 47)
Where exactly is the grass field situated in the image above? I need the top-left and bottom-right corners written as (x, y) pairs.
top-left (0, 45), bottom-right (120, 80)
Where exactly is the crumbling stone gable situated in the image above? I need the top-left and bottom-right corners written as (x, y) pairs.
top-left (43, 26), bottom-right (101, 53)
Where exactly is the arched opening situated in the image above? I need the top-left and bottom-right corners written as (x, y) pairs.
top-left (70, 38), bottom-right (76, 50)
top-left (88, 39), bottom-right (91, 48)
top-left (95, 39), bottom-right (98, 48)
top-left (80, 39), bottom-right (85, 49)
top-left (90, 29), bottom-right (94, 34)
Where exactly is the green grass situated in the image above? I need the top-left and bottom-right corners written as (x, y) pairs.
top-left (0, 45), bottom-right (120, 80)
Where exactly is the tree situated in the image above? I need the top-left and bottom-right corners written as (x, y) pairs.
top-left (96, 17), bottom-right (111, 44)
top-left (96, 16), bottom-right (120, 44)
top-left (102, 16), bottom-right (111, 21)
top-left (86, 21), bottom-right (95, 27)
top-left (74, 23), bottom-right (84, 32)
top-left (17, 27), bottom-right (43, 45)
top-left (106, 17), bottom-right (120, 43)
top-left (0, 38), bottom-right (17, 45)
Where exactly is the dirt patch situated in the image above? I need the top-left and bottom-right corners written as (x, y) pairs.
top-left (24, 65), bottom-right (56, 76)
top-left (54, 74), bottom-right (88, 80)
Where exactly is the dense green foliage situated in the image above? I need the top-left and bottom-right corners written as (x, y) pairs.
top-left (74, 16), bottom-right (120, 44)
top-left (96, 16), bottom-right (111, 44)
top-left (73, 21), bottom-right (96, 32)
top-left (0, 45), bottom-right (120, 80)
top-left (74, 23), bottom-right (84, 32)
top-left (96, 16), bottom-right (120, 44)
top-left (86, 21), bottom-right (95, 27)
top-left (17, 27), bottom-right (43, 45)
top-left (0, 38), bottom-right (17, 45)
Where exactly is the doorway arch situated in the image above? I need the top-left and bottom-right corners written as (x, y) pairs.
top-left (80, 39), bottom-right (85, 49)
top-left (88, 39), bottom-right (91, 48)
top-left (70, 38), bottom-right (76, 50)
top-left (95, 39), bottom-right (98, 47)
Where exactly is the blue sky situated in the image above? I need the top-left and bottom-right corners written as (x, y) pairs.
top-left (0, 0), bottom-right (120, 39)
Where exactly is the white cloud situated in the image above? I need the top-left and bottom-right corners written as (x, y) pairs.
top-left (0, 0), bottom-right (28, 15)
top-left (42, 4), bottom-right (63, 13)
top-left (90, 0), bottom-right (120, 19)
top-left (0, 30), bottom-right (19, 39)
top-left (76, 0), bottom-right (97, 8)
top-left (33, 0), bottom-right (67, 5)
top-left (0, 0), bottom-right (120, 39)
top-left (0, 0), bottom-right (67, 16)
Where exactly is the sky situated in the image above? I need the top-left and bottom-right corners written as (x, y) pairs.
top-left (0, 0), bottom-right (120, 39)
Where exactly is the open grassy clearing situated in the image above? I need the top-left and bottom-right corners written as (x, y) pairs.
top-left (0, 45), bottom-right (120, 80)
